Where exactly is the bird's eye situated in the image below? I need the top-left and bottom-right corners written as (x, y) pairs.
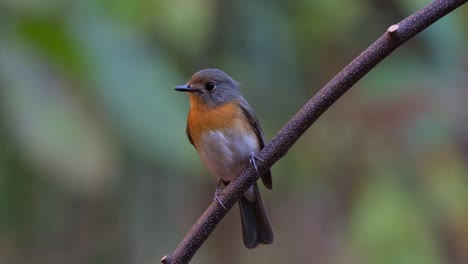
top-left (205, 82), bottom-right (216, 92)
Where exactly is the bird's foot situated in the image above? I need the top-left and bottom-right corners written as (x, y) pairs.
top-left (249, 152), bottom-right (264, 173)
top-left (214, 179), bottom-right (227, 210)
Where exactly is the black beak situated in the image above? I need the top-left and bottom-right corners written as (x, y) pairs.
top-left (174, 84), bottom-right (194, 92)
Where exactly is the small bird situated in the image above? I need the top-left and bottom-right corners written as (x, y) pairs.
top-left (175, 69), bottom-right (274, 249)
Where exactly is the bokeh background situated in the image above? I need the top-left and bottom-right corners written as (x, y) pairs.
top-left (1, 1), bottom-right (467, 264)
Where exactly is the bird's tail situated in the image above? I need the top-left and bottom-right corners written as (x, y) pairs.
top-left (238, 182), bottom-right (274, 249)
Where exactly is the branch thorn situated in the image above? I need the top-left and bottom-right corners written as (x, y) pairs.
top-left (387, 24), bottom-right (399, 33)
top-left (161, 255), bottom-right (171, 264)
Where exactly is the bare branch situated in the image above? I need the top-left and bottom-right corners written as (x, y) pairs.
top-left (162, 1), bottom-right (468, 263)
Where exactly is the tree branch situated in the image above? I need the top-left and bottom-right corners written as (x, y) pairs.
top-left (161, 1), bottom-right (467, 263)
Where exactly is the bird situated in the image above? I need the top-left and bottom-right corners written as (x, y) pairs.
top-left (175, 68), bottom-right (274, 249)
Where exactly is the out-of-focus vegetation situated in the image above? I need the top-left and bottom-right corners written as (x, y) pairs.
top-left (0, 1), bottom-right (467, 264)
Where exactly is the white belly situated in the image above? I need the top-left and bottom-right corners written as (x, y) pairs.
top-left (197, 129), bottom-right (259, 182)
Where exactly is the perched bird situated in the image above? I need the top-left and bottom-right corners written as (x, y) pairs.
top-left (175, 69), bottom-right (274, 249)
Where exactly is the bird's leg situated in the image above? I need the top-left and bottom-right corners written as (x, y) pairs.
top-left (249, 152), bottom-right (264, 174)
top-left (214, 179), bottom-right (227, 210)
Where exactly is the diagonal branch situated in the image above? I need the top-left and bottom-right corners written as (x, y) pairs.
top-left (161, 1), bottom-right (468, 263)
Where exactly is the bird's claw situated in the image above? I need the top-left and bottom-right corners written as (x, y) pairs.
top-left (249, 152), bottom-right (263, 173)
top-left (214, 193), bottom-right (227, 210)
top-left (214, 180), bottom-right (227, 210)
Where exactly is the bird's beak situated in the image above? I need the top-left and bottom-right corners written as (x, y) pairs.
top-left (174, 84), bottom-right (194, 92)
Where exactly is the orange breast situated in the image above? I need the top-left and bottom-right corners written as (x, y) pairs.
top-left (187, 100), bottom-right (252, 148)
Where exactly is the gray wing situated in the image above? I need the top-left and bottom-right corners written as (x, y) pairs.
top-left (239, 99), bottom-right (273, 190)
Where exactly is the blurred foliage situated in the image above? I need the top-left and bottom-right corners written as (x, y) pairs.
top-left (0, 0), bottom-right (467, 264)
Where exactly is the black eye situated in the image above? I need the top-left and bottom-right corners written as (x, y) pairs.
top-left (205, 82), bottom-right (216, 92)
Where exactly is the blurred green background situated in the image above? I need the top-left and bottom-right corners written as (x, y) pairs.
top-left (0, 0), bottom-right (467, 264)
